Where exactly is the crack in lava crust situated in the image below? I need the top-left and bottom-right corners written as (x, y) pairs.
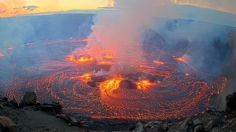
top-left (4, 39), bottom-right (228, 120)
top-left (5, 60), bottom-right (227, 120)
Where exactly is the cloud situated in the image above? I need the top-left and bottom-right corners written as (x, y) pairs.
top-left (172, 0), bottom-right (236, 15)
top-left (23, 5), bottom-right (38, 11)
top-left (0, 0), bottom-right (112, 17)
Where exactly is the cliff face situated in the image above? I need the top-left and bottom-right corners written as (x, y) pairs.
top-left (0, 13), bottom-right (94, 86)
top-left (0, 14), bottom-right (94, 42)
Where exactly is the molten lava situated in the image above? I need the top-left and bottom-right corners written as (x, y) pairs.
top-left (153, 60), bottom-right (165, 65)
top-left (174, 55), bottom-right (189, 64)
top-left (79, 73), bottom-right (93, 83)
top-left (136, 80), bottom-right (157, 91)
top-left (99, 75), bottom-right (124, 97)
top-left (103, 53), bottom-right (113, 59)
top-left (5, 38), bottom-right (228, 120)
top-left (66, 55), bottom-right (95, 64)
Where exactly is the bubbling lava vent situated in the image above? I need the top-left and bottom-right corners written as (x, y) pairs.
top-left (5, 37), bottom-right (227, 120)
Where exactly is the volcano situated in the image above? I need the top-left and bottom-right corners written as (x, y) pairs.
top-left (0, 11), bottom-right (233, 122)
top-left (4, 27), bottom-right (228, 120)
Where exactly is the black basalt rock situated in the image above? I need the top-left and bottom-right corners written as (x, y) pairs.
top-left (226, 92), bottom-right (236, 113)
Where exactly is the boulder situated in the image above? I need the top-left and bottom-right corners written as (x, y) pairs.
top-left (193, 125), bottom-right (204, 132)
top-left (226, 92), bottom-right (236, 113)
top-left (0, 116), bottom-right (16, 132)
top-left (1, 97), bottom-right (8, 102)
top-left (0, 97), bottom-right (9, 107)
top-left (193, 118), bottom-right (203, 126)
top-left (180, 117), bottom-right (194, 132)
top-left (167, 117), bottom-right (194, 132)
top-left (144, 121), bottom-right (169, 132)
top-left (211, 127), bottom-right (222, 132)
top-left (204, 119), bottom-right (220, 131)
top-left (20, 92), bottom-right (37, 107)
top-left (132, 122), bottom-right (144, 132)
top-left (9, 99), bottom-right (18, 108)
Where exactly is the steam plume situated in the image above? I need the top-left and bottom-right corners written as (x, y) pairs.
top-left (87, 0), bottom-right (173, 72)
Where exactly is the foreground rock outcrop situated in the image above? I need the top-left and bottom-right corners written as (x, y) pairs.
top-left (0, 92), bottom-right (235, 132)
top-left (131, 92), bottom-right (236, 132)
top-left (19, 92), bottom-right (37, 107)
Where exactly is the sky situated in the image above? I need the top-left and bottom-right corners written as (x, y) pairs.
top-left (0, 0), bottom-right (235, 18)
top-left (0, 0), bottom-right (114, 17)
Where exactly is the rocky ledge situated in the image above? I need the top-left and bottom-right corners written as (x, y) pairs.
top-left (0, 92), bottom-right (235, 132)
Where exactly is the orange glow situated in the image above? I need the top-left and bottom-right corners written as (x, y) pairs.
top-left (108, 0), bottom-right (115, 7)
top-left (174, 55), bottom-right (189, 64)
top-left (66, 55), bottom-right (95, 64)
top-left (79, 73), bottom-right (93, 83)
top-left (153, 60), bottom-right (165, 65)
top-left (98, 61), bottom-right (113, 66)
top-left (82, 37), bottom-right (93, 43)
top-left (99, 75), bottom-right (124, 96)
top-left (0, 0), bottom-right (114, 18)
top-left (103, 53), bottom-right (113, 59)
top-left (136, 80), bottom-right (156, 91)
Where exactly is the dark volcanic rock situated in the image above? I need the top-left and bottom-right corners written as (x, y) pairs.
top-left (226, 92), bottom-right (236, 113)
top-left (133, 122), bottom-right (144, 132)
top-left (9, 99), bottom-right (18, 108)
top-left (39, 102), bottom-right (62, 115)
top-left (205, 119), bottom-right (220, 131)
top-left (91, 76), bottom-right (107, 82)
top-left (0, 116), bottom-right (16, 132)
top-left (144, 121), bottom-right (169, 132)
top-left (120, 80), bottom-right (137, 90)
top-left (193, 125), bottom-right (204, 132)
top-left (56, 114), bottom-right (79, 126)
top-left (19, 92), bottom-right (37, 107)
top-left (87, 81), bottom-right (97, 87)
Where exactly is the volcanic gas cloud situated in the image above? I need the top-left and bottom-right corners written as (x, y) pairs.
top-left (5, 0), bottom-right (232, 120)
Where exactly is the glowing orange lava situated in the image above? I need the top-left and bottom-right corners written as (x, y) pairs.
top-left (66, 55), bottom-right (95, 64)
top-left (153, 60), bottom-right (165, 65)
top-left (174, 55), bottom-right (189, 64)
top-left (4, 38), bottom-right (228, 120)
top-left (103, 53), bottom-right (113, 59)
top-left (99, 75), bottom-right (124, 97)
top-left (79, 73), bottom-right (93, 83)
top-left (136, 80), bottom-right (157, 91)
top-left (98, 61), bottom-right (113, 66)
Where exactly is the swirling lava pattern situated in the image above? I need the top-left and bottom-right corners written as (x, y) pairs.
top-left (5, 54), bottom-right (227, 120)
